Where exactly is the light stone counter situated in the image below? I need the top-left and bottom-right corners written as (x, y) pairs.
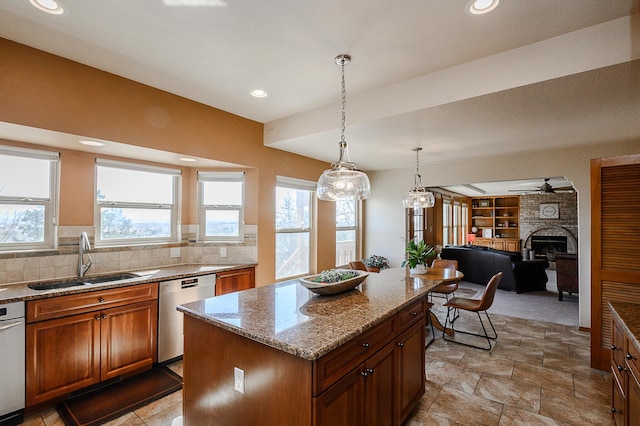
top-left (0, 263), bottom-right (255, 303)
top-left (178, 267), bottom-right (441, 360)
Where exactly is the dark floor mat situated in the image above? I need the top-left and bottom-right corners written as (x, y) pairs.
top-left (57, 366), bottom-right (182, 426)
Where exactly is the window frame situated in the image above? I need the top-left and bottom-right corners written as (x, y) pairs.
top-left (94, 159), bottom-right (181, 246)
top-left (0, 145), bottom-right (59, 251)
top-left (275, 176), bottom-right (316, 280)
top-left (335, 198), bottom-right (359, 267)
top-left (197, 171), bottom-right (245, 243)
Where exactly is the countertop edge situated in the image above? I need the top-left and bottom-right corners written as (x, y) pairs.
top-left (609, 301), bottom-right (640, 353)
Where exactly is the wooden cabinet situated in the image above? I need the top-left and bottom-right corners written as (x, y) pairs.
top-left (314, 298), bottom-right (425, 426)
top-left (26, 283), bottom-right (158, 407)
top-left (216, 266), bottom-right (255, 296)
top-left (610, 311), bottom-right (640, 425)
top-left (470, 196), bottom-right (520, 252)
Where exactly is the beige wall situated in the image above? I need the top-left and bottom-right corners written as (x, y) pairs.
top-left (366, 140), bottom-right (640, 329)
top-left (0, 38), bottom-right (335, 286)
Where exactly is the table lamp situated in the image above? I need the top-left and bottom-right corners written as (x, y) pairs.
top-left (467, 233), bottom-right (477, 246)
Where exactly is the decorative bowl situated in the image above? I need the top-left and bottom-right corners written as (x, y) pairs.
top-left (299, 270), bottom-right (369, 295)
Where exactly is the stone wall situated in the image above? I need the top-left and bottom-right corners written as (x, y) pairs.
top-left (519, 192), bottom-right (578, 254)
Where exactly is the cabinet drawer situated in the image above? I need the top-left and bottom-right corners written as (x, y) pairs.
top-left (397, 299), bottom-right (425, 332)
top-left (627, 340), bottom-right (640, 386)
top-left (313, 316), bottom-right (395, 395)
top-left (27, 283), bottom-right (158, 323)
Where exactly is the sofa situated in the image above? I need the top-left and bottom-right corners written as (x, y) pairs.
top-left (440, 245), bottom-right (549, 293)
top-left (554, 253), bottom-right (578, 301)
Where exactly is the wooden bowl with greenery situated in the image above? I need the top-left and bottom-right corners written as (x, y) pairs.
top-left (299, 269), bottom-right (369, 295)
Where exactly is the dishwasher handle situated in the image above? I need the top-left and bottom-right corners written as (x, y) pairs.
top-left (0, 320), bottom-right (23, 331)
top-left (181, 278), bottom-right (199, 289)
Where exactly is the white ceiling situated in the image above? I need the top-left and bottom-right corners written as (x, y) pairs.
top-left (0, 0), bottom-right (639, 175)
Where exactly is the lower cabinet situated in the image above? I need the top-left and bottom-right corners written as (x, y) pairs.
top-left (216, 267), bottom-right (255, 296)
top-left (314, 299), bottom-right (426, 426)
top-left (26, 284), bottom-right (158, 407)
top-left (610, 310), bottom-right (640, 425)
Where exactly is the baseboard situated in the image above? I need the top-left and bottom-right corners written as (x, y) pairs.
top-left (579, 326), bottom-right (591, 332)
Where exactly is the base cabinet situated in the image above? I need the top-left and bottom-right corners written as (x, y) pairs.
top-left (216, 267), bottom-right (255, 296)
top-left (26, 284), bottom-right (158, 407)
top-left (610, 310), bottom-right (640, 426)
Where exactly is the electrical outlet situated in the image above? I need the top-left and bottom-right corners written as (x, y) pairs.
top-left (234, 367), bottom-right (244, 394)
top-left (220, 247), bottom-right (227, 258)
top-left (170, 247), bottom-right (180, 258)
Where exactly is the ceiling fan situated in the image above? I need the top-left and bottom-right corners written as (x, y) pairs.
top-left (510, 178), bottom-right (574, 194)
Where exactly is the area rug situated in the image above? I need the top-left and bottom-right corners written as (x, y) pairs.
top-left (57, 366), bottom-right (182, 426)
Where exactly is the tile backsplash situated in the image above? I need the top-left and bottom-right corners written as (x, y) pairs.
top-left (0, 224), bottom-right (258, 285)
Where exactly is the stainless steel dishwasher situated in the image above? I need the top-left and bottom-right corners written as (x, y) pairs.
top-left (158, 274), bottom-right (216, 363)
top-left (0, 301), bottom-right (25, 425)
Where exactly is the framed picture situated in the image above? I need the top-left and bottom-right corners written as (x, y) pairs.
top-left (478, 200), bottom-right (490, 207)
top-left (540, 203), bottom-right (559, 219)
top-left (482, 229), bottom-right (492, 238)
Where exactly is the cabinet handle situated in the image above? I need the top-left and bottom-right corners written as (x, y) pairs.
top-left (366, 368), bottom-right (374, 375)
top-left (95, 315), bottom-right (101, 321)
top-left (610, 345), bottom-right (618, 351)
top-left (411, 312), bottom-right (418, 317)
top-left (627, 353), bottom-right (637, 361)
top-left (362, 343), bottom-right (369, 349)
top-left (101, 314), bottom-right (107, 319)
top-left (98, 297), bottom-right (105, 303)
top-left (611, 407), bottom-right (622, 414)
top-left (397, 342), bottom-right (405, 347)
top-left (361, 370), bottom-right (368, 377)
top-left (617, 365), bottom-right (626, 372)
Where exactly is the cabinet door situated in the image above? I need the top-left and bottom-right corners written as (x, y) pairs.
top-left (396, 321), bottom-right (426, 424)
top-left (504, 239), bottom-right (520, 252)
top-left (314, 367), bottom-right (365, 426)
top-left (100, 300), bottom-right (158, 380)
top-left (492, 240), bottom-right (505, 251)
top-left (26, 312), bottom-right (101, 407)
top-left (629, 369), bottom-right (640, 426)
top-left (216, 267), bottom-right (255, 296)
top-left (364, 342), bottom-right (396, 426)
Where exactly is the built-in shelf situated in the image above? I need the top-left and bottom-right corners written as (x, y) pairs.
top-left (470, 196), bottom-right (520, 252)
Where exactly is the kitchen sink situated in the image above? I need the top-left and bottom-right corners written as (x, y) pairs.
top-left (28, 280), bottom-right (86, 291)
top-left (82, 273), bottom-right (139, 284)
top-left (28, 273), bottom-right (141, 290)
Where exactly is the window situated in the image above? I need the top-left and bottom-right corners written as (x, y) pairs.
top-left (0, 146), bottom-right (59, 250)
top-left (95, 159), bottom-right (180, 245)
top-left (198, 171), bottom-right (244, 242)
top-left (443, 199), bottom-right (469, 246)
top-left (336, 199), bottom-right (357, 266)
top-left (275, 176), bottom-right (315, 280)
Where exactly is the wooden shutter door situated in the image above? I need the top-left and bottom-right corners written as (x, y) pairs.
top-left (591, 154), bottom-right (640, 370)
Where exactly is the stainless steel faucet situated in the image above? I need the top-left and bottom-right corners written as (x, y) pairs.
top-left (78, 232), bottom-right (92, 278)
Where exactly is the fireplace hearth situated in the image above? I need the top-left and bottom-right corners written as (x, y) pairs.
top-left (531, 235), bottom-right (568, 261)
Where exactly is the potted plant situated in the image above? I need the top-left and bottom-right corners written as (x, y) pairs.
top-left (401, 239), bottom-right (436, 274)
top-left (362, 255), bottom-right (390, 272)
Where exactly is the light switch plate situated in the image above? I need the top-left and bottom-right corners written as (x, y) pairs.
top-left (220, 247), bottom-right (227, 258)
top-left (234, 367), bottom-right (244, 394)
top-left (170, 247), bottom-right (180, 258)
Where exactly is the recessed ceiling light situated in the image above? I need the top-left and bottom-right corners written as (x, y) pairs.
top-left (250, 89), bottom-right (268, 98)
top-left (29, 0), bottom-right (65, 15)
top-left (79, 140), bottom-right (106, 147)
top-left (179, 157), bottom-right (197, 162)
top-left (468, 0), bottom-right (500, 15)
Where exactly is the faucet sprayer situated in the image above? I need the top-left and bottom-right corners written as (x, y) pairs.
top-left (78, 232), bottom-right (92, 278)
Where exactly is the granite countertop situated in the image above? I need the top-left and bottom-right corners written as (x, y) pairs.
top-left (178, 268), bottom-right (441, 361)
top-left (609, 301), bottom-right (640, 353)
top-left (0, 263), bottom-right (256, 303)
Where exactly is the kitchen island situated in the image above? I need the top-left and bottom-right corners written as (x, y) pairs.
top-left (177, 267), bottom-right (443, 425)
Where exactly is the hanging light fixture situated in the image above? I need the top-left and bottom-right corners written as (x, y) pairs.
top-left (317, 54), bottom-right (371, 201)
top-left (402, 147), bottom-right (435, 209)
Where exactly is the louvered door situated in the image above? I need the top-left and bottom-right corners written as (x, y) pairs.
top-left (591, 154), bottom-right (640, 370)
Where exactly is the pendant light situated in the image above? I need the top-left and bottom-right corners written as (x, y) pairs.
top-left (402, 147), bottom-right (435, 209)
top-left (317, 54), bottom-right (371, 201)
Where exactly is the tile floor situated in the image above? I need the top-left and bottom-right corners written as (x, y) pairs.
top-left (20, 313), bottom-right (610, 426)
